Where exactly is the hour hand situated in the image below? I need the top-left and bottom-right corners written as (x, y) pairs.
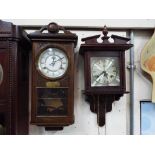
top-left (93, 72), bottom-right (104, 84)
top-left (96, 71), bottom-right (108, 79)
top-left (49, 56), bottom-right (56, 66)
top-left (50, 61), bottom-right (55, 66)
top-left (93, 71), bottom-right (108, 85)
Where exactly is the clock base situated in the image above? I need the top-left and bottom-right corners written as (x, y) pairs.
top-left (45, 126), bottom-right (64, 131)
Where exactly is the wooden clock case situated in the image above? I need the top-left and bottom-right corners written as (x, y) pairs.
top-left (79, 26), bottom-right (133, 126)
top-left (28, 23), bottom-right (78, 130)
top-left (0, 20), bottom-right (31, 134)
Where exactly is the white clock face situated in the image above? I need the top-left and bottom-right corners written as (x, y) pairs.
top-left (91, 57), bottom-right (120, 87)
top-left (37, 48), bottom-right (68, 79)
top-left (0, 64), bottom-right (3, 85)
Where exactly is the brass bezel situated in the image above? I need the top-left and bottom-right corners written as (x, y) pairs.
top-left (36, 45), bottom-right (69, 81)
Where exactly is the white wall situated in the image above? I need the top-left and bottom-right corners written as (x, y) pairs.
top-left (133, 30), bottom-right (153, 134)
top-left (5, 19), bottom-right (155, 135)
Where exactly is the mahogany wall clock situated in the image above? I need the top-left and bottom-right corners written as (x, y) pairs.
top-left (28, 22), bottom-right (78, 130)
top-left (79, 26), bottom-right (133, 126)
top-left (0, 20), bottom-right (30, 134)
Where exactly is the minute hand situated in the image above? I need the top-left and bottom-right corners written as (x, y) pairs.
top-left (54, 57), bottom-right (64, 63)
top-left (105, 61), bottom-right (113, 71)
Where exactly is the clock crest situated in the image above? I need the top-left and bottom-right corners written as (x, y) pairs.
top-left (79, 26), bottom-right (133, 126)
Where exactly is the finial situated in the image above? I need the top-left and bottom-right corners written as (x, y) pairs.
top-left (47, 22), bottom-right (59, 33)
top-left (102, 25), bottom-right (108, 37)
top-left (101, 25), bottom-right (110, 43)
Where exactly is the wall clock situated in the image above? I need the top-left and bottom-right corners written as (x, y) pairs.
top-left (28, 22), bottom-right (78, 130)
top-left (0, 20), bottom-right (30, 134)
top-left (79, 26), bottom-right (133, 126)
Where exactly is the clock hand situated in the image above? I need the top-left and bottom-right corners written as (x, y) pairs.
top-left (92, 71), bottom-right (108, 86)
top-left (105, 61), bottom-right (113, 71)
top-left (52, 56), bottom-right (56, 61)
top-left (50, 57), bottom-right (65, 66)
top-left (50, 61), bottom-right (55, 66)
top-left (96, 71), bottom-right (108, 79)
top-left (54, 57), bottom-right (64, 63)
top-left (50, 57), bottom-right (64, 65)
top-left (49, 56), bottom-right (58, 66)
top-left (92, 74), bottom-right (103, 86)
top-left (94, 64), bottom-right (103, 71)
top-left (49, 57), bottom-right (65, 69)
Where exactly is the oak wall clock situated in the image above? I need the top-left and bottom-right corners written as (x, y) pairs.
top-left (79, 26), bottom-right (133, 126)
top-left (0, 20), bottom-right (30, 134)
top-left (28, 22), bottom-right (78, 130)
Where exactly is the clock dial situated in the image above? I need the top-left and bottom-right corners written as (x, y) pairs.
top-left (0, 64), bottom-right (3, 85)
top-left (91, 57), bottom-right (120, 87)
top-left (37, 48), bottom-right (68, 79)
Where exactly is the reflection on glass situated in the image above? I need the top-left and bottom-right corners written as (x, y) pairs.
top-left (91, 57), bottom-right (120, 87)
top-left (37, 88), bottom-right (68, 116)
top-left (0, 64), bottom-right (3, 85)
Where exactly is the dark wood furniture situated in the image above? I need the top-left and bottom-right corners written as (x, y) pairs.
top-left (0, 20), bottom-right (30, 134)
top-left (79, 26), bottom-right (133, 126)
top-left (28, 22), bottom-right (77, 130)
